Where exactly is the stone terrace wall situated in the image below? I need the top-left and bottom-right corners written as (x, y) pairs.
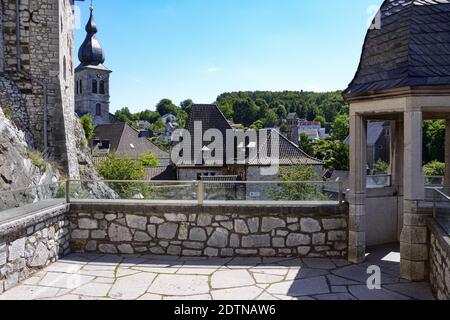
top-left (69, 203), bottom-right (348, 258)
top-left (428, 219), bottom-right (450, 300)
top-left (0, 204), bottom-right (70, 293)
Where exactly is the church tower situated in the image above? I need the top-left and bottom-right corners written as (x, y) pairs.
top-left (75, 3), bottom-right (112, 126)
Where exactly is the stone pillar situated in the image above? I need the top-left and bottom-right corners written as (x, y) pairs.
top-left (401, 111), bottom-right (427, 281)
top-left (348, 114), bottom-right (367, 263)
top-left (445, 119), bottom-right (450, 188)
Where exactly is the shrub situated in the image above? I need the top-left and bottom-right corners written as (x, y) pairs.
top-left (27, 150), bottom-right (47, 170)
top-left (96, 154), bottom-right (150, 198)
top-left (267, 165), bottom-right (328, 201)
top-left (139, 151), bottom-right (159, 167)
top-left (2, 107), bottom-right (14, 120)
top-left (373, 160), bottom-right (389, 174)
top-left (424, 161), bottom-right (445, 177)
top-left (80, 115), bottom-right (94, 140)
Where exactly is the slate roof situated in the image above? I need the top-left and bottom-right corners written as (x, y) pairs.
top-left (177, 104), bottom-right (322, 167)
top-left (345, 0), bottom-right (450, 96)
top-left (92, 122), bottom-right (169, 160)
top-left (344, 121), bottom-right (389, 145)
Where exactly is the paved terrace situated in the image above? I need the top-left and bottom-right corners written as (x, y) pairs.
top-left (0, 244), bottom-right (434, 300)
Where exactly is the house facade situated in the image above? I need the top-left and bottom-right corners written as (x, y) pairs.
top-left (175, 104), bottom-right (323, 200)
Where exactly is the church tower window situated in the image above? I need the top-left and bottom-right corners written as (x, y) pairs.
top-left (96, 103), bottom-right (102, 116)
top-left (92, 79), bottom-right (98, 94)
top-left (99, 80), bottom-right (105, 94)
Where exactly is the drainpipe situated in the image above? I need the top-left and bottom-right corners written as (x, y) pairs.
top-left (15, 0), bottom-right (49, 154)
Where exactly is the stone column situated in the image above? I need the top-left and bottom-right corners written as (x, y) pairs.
top-left (444, 119), bottom-right (450, 188)
top-left (348, 114), bottom-right (367, 263)
top-left (400, 111), bottom-right (427, 281)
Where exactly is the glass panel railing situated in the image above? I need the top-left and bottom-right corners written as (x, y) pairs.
top-left (66, 180), bottom-right (344, 204)
top-left (0, 182), bottom-right (66, 215)
top-left (68, 180), bottom-right (199, 202)
top-left (367, 175), bottom-right (391, 188)
top-left (425, 176), bottom-right (444, 187)
top-left (200, 180), bottom-right (341, 202)
top-left (429, 187), bottom-right (450, 235)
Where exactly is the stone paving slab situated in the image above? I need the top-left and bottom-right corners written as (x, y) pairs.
top-left (0, 246), bottom-right (435, 300)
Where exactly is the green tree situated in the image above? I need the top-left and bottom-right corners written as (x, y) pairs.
top-left (262, 109), bottom-right (278, 127)
top-left (332, 114), bottom-right (350, 141)
top-left (250, 120), bottom-right (264, 130)
top-left (299, 133), bottom-right (314, 156)
top-left (267, 165), bottom-right (328, 201)
top-left (314, 139), bottom-right (349, 171)
top-left (217, 101), bottom-right (234, 120)
top-left (151, 118), bottom-right (166, 134)
top-left (80, 115), bottom-right (94, 140)
top-left (138, 110), bottom-right (160, 124)
top-left (423, 120), bottom-right (445, 163)
top-left (274, 105), bottom-right (288, 119)
top-left (314, 115), bottom-right (326, 127)
top-left (138, 151), bottom-right (160, 167)
top-left (180, 99), bottom-right (193, 112)
top-left (232, 98), bottom-right (259, 127)
top-left (115, 107), bottom-right (136, 123)
top-left (156, 99), bottom-right (179, 116)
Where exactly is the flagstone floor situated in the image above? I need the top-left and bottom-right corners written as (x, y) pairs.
top-left (0, 244), bottom-right (434, 300)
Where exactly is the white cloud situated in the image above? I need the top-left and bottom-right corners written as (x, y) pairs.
top-left (207, 67), bottom-right (220, 72)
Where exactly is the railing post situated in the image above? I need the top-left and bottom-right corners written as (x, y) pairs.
top-left (197, 181), bottom-right (204, 205)
top-left (433, 188), bottom-right (437, 219)
top-left (65, 180), bottom-right (70, 204)
top-left (338, 181), bottom-right (344, 205)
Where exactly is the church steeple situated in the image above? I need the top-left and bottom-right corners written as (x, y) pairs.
top-left (75, 2), bottom-right (112, 127)
top-left (78, 3), bottom-right (106, 68)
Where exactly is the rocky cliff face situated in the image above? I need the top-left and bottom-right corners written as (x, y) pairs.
top-left (0, 104), bottom-right (116, 207)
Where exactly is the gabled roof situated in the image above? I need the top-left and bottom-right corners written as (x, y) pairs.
top-left (93, 122), bottom-right (169, 160)
top-left (345, 0), bottom-right (450, 96)
top-left (247, 129), bottom-right (323, 166)
top-left (177, 104), bottom-right (322, 167)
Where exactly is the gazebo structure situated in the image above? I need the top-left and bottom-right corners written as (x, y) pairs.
top-left (344, 0), bottom-right (450, 281)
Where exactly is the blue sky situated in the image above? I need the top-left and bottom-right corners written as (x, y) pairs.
top-left (74, 0), bottom-right (383, 113)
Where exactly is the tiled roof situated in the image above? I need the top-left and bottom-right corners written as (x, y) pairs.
top-left (177, 104), bottom-right (322, 167)
top-left (345, 0), bottom-right (450, 96)
top-left (93, 123), bottom-right (169, 160)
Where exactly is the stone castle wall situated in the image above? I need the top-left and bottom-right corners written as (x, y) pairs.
top-left (0, 0), bottom-right (79, 178)
top-left (0, 204), bottom-right (70, 293)
top-left (68, 204), bottom-right (348, 258)
top-left (428, 219), bottom-right (450, 300)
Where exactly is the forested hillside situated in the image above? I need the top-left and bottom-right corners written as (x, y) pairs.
top-left (216, 91), bottom-right (348, 128)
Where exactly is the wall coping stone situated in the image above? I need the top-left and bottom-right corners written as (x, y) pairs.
top-left (0, 204), bottom-right (69, 237)
top-left (69, 201), bottom-right (348, 216)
